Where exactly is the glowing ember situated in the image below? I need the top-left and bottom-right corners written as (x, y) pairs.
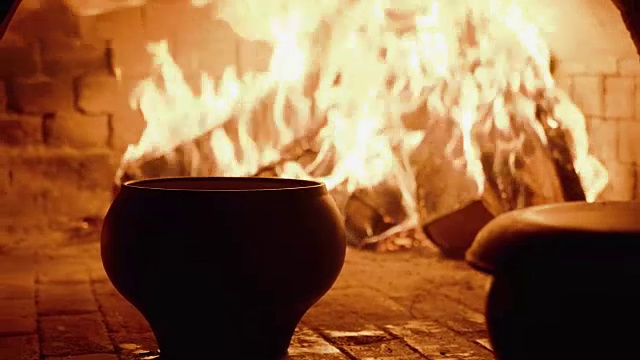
top-left (116, 0), bottom-right (608, 239)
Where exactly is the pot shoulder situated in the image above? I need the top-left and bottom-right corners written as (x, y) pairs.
top-left (466, 201), bottom-right (640, 274)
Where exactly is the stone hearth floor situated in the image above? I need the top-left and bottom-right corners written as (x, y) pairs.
top-left (0, 238), bottom-right (493, 359)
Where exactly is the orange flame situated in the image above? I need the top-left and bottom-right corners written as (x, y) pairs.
top-left (117, 0), bottom-right (608, 236)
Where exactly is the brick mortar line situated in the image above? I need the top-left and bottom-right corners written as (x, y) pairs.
top-left (301, 284), bottom-right (430, 359)
top-left (376, 324), bottom-right (429, 359)
top-left (387, 290), bottom-right (491, 350)
top-left (310, 328), bottom-right (359, 360)
top-left (374, 316), bottom-right (493, 360)
top-left (303, 320), bottom-right (430, 359)
top-left (373, 290), bottom-right (492, 358)
top-left (37, 309), bottom-right (101, 318)
top-left (34, 276), bottom-right (45, 360)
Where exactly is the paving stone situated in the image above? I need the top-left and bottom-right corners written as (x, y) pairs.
top-left (333, 288), bottom-right (412, 324)
top-left (87, 262), bottom-right (109, 283)
top-left (321, 328), bottom-right (395, 347)
top-left (287, 327), bottom-right (347, 359)
top-left (303, 299), bottom-right (371, 331)
top-left (285, 354), bottom-right (349, 360)
top-left (40, 313), bottom-right (113, 356)
top-left (92, 282), bottom-right (151, 335)
top-left (0, 274), bottom-right (35, 299)
top-left (303, 287), bottom-right (410, 331)
top-left (110, 333), bottom-right (158, 360)
top-left (385, 321), bottom-right (494, 360)
top-left (342, 338), bottom-right (424, 359)
top-left (0, 255), bottom-right (36, 277)
top-left (0, 299), bottom-right (37, 336)
top-left (391, 291), bottom-right (487, 334)
top-left (38, 282), bottom-right (98, 316)
top-left (0, 245), bottom-right (499, 359)
top-left (37, 261), bottom-right (90, 284)
top-left (0, 335), bottom-right (39, 360)
top-left (475, 339), bottom-right (493, 352)
top-left (45, 355), bottom-right (118, 360)
top-left (336, 250), bottom-right (453, 298)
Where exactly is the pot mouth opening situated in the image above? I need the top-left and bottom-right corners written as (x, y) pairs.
top-left (122, 176), bottom-right (327, 193)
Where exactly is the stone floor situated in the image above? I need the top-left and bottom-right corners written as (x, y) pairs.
top-left (0, 238), bottom-right (494, 359)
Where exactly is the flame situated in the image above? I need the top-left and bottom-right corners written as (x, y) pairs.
top-left (117, 0), bottom-right (608, 237)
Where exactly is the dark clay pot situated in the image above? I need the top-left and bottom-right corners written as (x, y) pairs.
top-left (466, 201), bottom-right (640, 360)
top-left (101, 177), bottom-right (347, 359)
top-left (0, 0), bottom-right (20, 38)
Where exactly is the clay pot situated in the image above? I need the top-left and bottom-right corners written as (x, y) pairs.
top-left (1, 0), bottom-right (20, 38)
top-left (101, 177), bottom-right (347, 359)
top-left (466, 201), bottom-right (640, 360)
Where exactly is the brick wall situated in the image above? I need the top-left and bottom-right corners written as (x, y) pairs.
top-left (553, 58), bottom-right (640, 201)
top-left (1, 0), bottom-right (118, 233)
top-left (0, 0), bottom-right (638, 239)
top-left (0, 0), bottom-right (271, 238)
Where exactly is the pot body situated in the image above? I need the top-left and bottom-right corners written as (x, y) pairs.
top-left (0, 0), bottom-right (20, 38)
top-left (467, 201), bottom-right (640, 360)
top-left (101, 177), bottom-right (347, 359)
top-left (486, 235), bottom-right (640, 360)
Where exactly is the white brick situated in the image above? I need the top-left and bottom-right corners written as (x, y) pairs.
top-left (597, 161), bottom-right (635, 201)
top-left (618, 57), bottom-right (640, 75)
top-left (554, 76), bottom-right (573, 98)
top-left (573, 76), bottom-right (604, 117)
top-left (587, 117), bottom-right (617, 161)
top-left (554, 58), bottom-right (618, 76)
top-left (617, 120), bottom-right (640, 164)
top-left (604, 77), bottom-right (635, 118)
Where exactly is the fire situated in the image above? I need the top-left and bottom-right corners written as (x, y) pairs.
top-left (116, 0), bottom-right (608, 238)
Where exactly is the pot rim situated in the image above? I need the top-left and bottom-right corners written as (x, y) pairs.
top-left (465, 200), bottom-right (640, 274)
top-left (121, 176), bottom-right (328, 194)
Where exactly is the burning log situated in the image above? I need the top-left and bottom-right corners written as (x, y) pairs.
top-left (535, 101), bottom-right (586, 201)
top-left (117, 129), bottom-right (220, 184)
top-left (414, 83), bottom-right (587, 258)
top-left (409, 9), bottom-right (595, 258)
top-left (343, 181), bottom-right (408, 247)
top-left (116, 117), bottom-right (412, 250)
top-left (114, 1), bottom-right (607, 257)
top-left (413, 116), bottom-right (498, 258)
top-left (254, 144), bottom-right (416, 250)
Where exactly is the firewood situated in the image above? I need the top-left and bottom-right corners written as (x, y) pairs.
top-left (535, 101), bottom-right (586, 201)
